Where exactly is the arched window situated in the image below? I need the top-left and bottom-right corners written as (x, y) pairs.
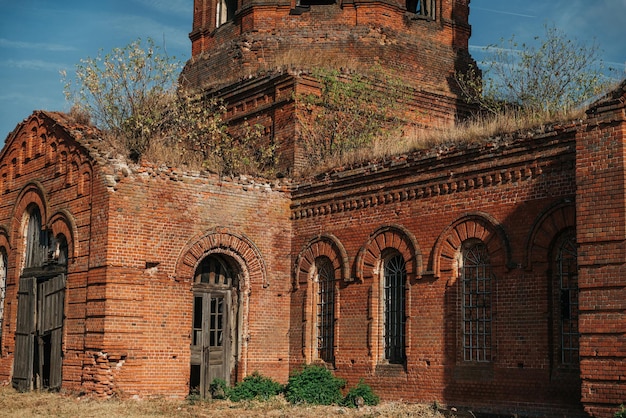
top-left (406, 0), bottom-right (436, 19)
top-left (553, 231), bottom-right (578, 366)
top-left (55, 234), bottom-right (68, 266)
top-left (460, 241), bottom-right (492, 362)
top-left (0, 247), bottom-right (7, 345)
top-left (315, 257), bottom-right (335, 363)
top-left (383, 253), bottom-right (406, 364)
top-left (25, 206), bottom-right (44, 268)
top-left (216, 0), bottom-right (237, 28)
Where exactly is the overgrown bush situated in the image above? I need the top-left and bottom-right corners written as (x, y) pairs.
top-left (63, 38), bottom-right (275, 176)
top-left (227, 372), bottom-right (284, 402)
top-left (285, 365), bottom-right (345, 405)
top-left (209, 378), bottom-right (228, 400)
top-left (615, 404), bottom-right (626, 418)
top-left (455, 24), bottom-right (613, 117)
top-left (297, 66), bottom-right (406, 167)
top-left (341, 380), bottom-right (379, 407)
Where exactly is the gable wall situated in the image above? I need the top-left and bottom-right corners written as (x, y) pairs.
top-left (0, 113), bottom-right (104, 391)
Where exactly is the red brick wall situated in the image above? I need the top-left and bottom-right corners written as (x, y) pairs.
top-left (90, 164), bottom-right (293, 396)
top-left (576, 86), bottom-right (626, 418)
top-left (0, 112), bottom-right (293, 398)
top-left (2, 91), bottom-right (625, 415)
top-left (290, 126), bottom-right (586, 416)
top-left (0, 112), bottom-right (100, 391)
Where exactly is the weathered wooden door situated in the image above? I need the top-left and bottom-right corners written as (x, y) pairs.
top-left (13, 274), bottom-right (65, 391)
top-left (13, 277), bottom-right (36, 391)
top-left (190, 290), bottom-right (231, 397)
top-left (190, 255), bottom-right (239, 398)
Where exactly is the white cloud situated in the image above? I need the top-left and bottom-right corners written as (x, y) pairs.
top-left (0, 38), bottom-right (77, 52)
top-left (0, 59), bottom-right (65, 72)
top-left (471, 6), bottom-right (536, 19)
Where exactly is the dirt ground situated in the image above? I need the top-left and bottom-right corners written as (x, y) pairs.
top-left (0, 385), bottom-right (453, 417)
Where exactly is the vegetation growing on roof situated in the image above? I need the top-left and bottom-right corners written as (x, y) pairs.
top-left (455, 24), bottom-right (615, 117)
top-left (63, 38), bottom-right (272, 176)
top-left (296, 66), bottom-right (407, 168)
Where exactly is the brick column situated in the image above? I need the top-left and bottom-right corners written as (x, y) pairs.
top-left (576, 81), bottom-right (626, 418)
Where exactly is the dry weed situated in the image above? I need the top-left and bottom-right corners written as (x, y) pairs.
top-left (0, 386), bottom-right (451, 418)
top-left (301, 108), bottom-right (586, 177)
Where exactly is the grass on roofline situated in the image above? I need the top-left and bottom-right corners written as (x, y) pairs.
top-left (301, 107), bottom-right (586, 177)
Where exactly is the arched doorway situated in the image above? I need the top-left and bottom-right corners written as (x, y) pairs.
top-left (190, 254), bottom-right (240, 398)
top-left (13, 206), bottom-right (68, 391)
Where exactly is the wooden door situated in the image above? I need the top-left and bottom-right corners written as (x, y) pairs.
top-left (13, 277), bottom-right (36, 391)
top-left (37, 274), bottom-right (65, 389)
top-left (12, 274), bottom-right (65, 391)
top-left (190, 290), bottom-right (231, 398)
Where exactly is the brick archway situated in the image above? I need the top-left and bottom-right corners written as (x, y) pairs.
top-left (10, 182), bottom-right (49, 248)
top-left (294, 234), bottom-right (349, 289)
top-left (525, 200), bottom-right (575, 269)
top-left (175, 229), bottom-right (267, 288)
top-left (48, 210), bottom-right (79, 262)
top-left (355, 224), bottom-right (422, 282)
top-left (432, 212), bottom-right (510, 279)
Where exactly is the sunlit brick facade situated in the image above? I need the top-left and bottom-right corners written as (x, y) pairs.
top-left (0, 0), bottom-right (624, 416)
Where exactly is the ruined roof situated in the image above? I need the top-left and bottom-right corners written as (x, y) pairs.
top-left (586, 78), bottom-right (626, 116)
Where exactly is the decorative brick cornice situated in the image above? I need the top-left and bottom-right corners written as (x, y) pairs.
top-left (291, 128), bottom-right (578, 220)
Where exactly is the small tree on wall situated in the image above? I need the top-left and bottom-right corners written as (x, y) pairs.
top-left (63, 38), bottom-right (272, 175)
top-left (455, 24), bottom-right (614, 116)
top-left (297, 67), bottom-right (407, 168)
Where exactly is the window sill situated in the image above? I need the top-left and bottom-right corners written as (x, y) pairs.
top-left (375, 362), bottom-right (406, 376)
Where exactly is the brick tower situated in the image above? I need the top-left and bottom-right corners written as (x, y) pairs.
top-left (181, 0), bottom-right (476, 174)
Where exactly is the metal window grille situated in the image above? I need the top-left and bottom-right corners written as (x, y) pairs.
top-left (461, 243), bottom-right (492, 362)
top-left (384, 254), bottom-right (406, 363)
top-left (316, 258), bottom-right (335, 363)
top-left (557, 234), bottom-right (579, 366)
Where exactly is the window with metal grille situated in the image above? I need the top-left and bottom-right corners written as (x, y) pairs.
top-left (555, 233), bottom-right (579, 366)
top-left (406, 0), bottom-right (436, 19)
top-left (383, 254), bottom-right (406, 364)
top-left (461, 242), bottom-right (492, 362)
top-left (316, 257), bottom-right (335, 363)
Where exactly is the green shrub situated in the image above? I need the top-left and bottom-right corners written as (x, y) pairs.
top-left (209, 378), bottom-right (229, 400)
top-left (615, 404), bottom-right (626, 418)
top-left (285, 365), bottom-right (345, 405)
top-left (342, 380), bottom-right (379, 407)
top-left (227, 372), bottom-right (284, 402)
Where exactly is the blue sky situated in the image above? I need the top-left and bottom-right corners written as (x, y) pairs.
top-left (1, 0), bottom-right (625, 145)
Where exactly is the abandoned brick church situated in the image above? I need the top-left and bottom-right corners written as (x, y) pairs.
top-left (0, 0), bottom-right (624, 416)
